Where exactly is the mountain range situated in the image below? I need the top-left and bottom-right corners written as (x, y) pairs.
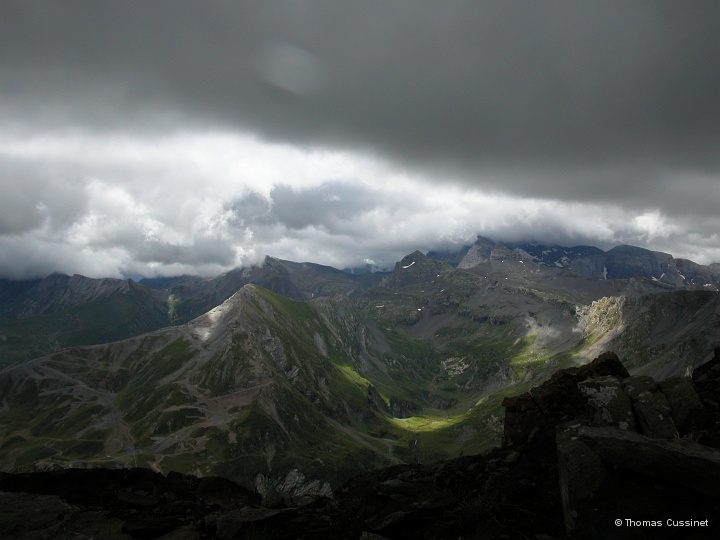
top-left (2, 235), bottom-right (720, 500)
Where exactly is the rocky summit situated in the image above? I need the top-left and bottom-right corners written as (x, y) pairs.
top-left (2, 349), bottom-right (720, 539)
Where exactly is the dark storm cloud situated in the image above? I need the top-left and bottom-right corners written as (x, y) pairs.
top-left (2, 1), bottom-right (720, 278)
top-left (2, 1), bottom-right (719, 209)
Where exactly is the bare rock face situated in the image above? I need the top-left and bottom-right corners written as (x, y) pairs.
top-left (622, 375), bottom-right (678, 438)
top-left (694, 348), bottom-right (720, 448)
top-left (545, 354), bottom-right (720, 538)
top-left (502, 350), bottom-right (720, 538)
top-left (658, 376), bottom-right (709, 433)
top-left (502, 351), bottom-right (630, 446)
top-left (578, 426), bottom-right (720, 497)
top-left (567, 426), bottom-right (720, 539)
top-left (556, 423), bottom-right (610, 533)
top-left (578, 375), bottom-right (636, 430)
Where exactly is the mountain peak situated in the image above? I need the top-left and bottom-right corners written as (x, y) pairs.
top-left (457, 237), bottom-right (513, 268)
top-left (398, 250), bottom-right (427, 265)
top-left (385, 250), bottom-right (449, 288)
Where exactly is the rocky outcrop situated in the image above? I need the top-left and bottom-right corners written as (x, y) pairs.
top-left (501, 351), bottom-right (630, 446)
top-left (501, 349), bottom-right (720, 538)
top-left (693, 349), bottom-right (720, 448)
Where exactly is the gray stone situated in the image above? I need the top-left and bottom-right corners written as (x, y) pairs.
top-left (621, 374), bottom-right (658, 398)
top-left (122, 516), bottom-right (181, 538)
top-left (215, 507), bottom-right (293, 539)
top-left (578, 425), bottom-right (720, 497)
top-left (365, 509), bottom-right (413, 531)
top-left (502, 393), bottom-right (546, 446)
top-left (622, 375), bottom-right (678, 438)
top-left (360, 532), bottom-right (391, 540)
top-left (658, 376), bottom-right (709, 433)
top-left (556, 423), bottom-right (609, 534)
top-left (116, 488), bottom-right (160, 507)
top-left (578, 376), bottom-right (636, 431)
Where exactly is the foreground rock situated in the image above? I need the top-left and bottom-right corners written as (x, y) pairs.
top-left (3, 350), bottom-right (720, 539)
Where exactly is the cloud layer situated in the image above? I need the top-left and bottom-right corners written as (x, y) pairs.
top-left (1, 2), bottom-right (719, 278)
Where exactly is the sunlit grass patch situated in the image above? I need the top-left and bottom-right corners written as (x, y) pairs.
top-left (388, 408), bottom-right (470, 433)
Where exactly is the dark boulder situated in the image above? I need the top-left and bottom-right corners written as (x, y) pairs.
top-left (503, 351), bottom-right (630, 446)
top-left (658, 376), bottom-right (709, 433)
top-left (622, 375), bottom-right (678, 438)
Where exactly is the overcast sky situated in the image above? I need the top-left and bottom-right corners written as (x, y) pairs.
top-left (1, 1), bottom-right (720, 279)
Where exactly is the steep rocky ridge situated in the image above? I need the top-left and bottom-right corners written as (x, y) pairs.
top-left (3, 235), bottom-right (718, 367)
top-left (450, 236), bottom-right (720, 289)
top-left (0, 257), bottom-right (381, 366)
top-left (0, 285), bottom-right (459, 499)
top-left (140, 256), bottom-right (380, 325)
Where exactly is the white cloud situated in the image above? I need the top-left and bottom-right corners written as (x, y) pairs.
top-left (0, 128), bottom-right (718, 278)
top-left (632, 211), bottom-right (677, 240)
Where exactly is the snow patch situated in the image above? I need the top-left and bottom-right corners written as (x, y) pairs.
top-left (401, 261), bottom-right (416, 269)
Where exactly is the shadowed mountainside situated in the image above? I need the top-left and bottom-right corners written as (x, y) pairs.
top-left (5, 247), bottom-right (720, 500)
top-left (2, 349), bottom-right (719, 539)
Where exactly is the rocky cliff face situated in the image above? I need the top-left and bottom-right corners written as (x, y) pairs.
top-left (579, 290), bottom-right (720, 378)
